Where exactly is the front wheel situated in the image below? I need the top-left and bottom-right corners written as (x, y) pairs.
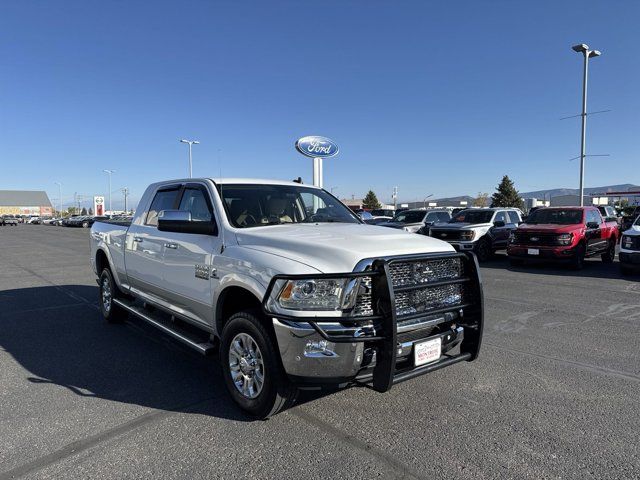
top-left (570, 244), bottom-right (586, 270)
top-left (475, 237), bottom-right (492, 262)
top-left (221, 310), bottom-right (297, 418)
top-left (601, 240), bottom-right (616, 263)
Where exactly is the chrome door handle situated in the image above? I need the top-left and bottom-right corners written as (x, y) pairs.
top-left (133, 237), bottom-right (143, 243)
top-left (164, 243), bottom-right (178, 249)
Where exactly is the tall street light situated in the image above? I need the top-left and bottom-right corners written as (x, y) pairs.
top-left (423, 194), bottom-right (433, 209)
top-left (54, 182), bottom-right (62, 216)
top-left (180, 139), bottom-right (200, 178)
top-left (572, 43), bottom-right (601, 206)
top-left (103, 169), bottom-right (115, 214)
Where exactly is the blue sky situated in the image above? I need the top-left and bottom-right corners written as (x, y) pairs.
top-left (1, 0), bottom-right (639, 210)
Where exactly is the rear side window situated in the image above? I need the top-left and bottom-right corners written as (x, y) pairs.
top-left (146, 188), bottom-right (180, 226)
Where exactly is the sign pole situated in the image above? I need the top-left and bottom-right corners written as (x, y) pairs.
top-left (313, 157), bottom-right (323, 188)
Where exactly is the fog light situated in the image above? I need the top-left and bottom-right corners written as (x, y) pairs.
top-left (304, 340), bottom-right (335, 357)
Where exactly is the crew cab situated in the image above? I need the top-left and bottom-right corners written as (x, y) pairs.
top-left (507, 206), bottom-right (619, 269)
top-left (428, 208), bottom-right (523, 261)
top-left (90, 178), bottom-right (484, 417)
top-left (619, 215), bottom-right (640, 275)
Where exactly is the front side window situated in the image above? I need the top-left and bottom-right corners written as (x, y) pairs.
top-left (146, 188), bottom-right (180, 226)
top-left (218, 184), bottom-right (359, 228)
top-left (508, 211), bottom-right (520, 224)
top-left (494, 211), bottom-right (507, 223)
top-left (179, 188), bottom-right (213, 222)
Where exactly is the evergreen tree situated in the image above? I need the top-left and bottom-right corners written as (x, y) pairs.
top-left (362, 190), bottom-right (381, 209)
top-left (81, 207), bottom-right (88, 215)
top-left (491, 175), bottom-right (524, 209)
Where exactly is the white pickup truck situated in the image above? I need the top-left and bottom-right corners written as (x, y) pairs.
top-left (90, 178), bottom-right (484, 417)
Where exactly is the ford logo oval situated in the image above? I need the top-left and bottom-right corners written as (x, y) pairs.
top-left (295, 136), bottom-right (339, 158)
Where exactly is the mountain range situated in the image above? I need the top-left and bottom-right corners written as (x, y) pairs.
top-left (518, 184), bottom-right (640, 199)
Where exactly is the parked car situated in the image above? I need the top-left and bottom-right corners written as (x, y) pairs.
top-left (507, 206), bottom-right (619, 269)
top-left (27, 216), bottom-right (41, 224)
top-left (90, 178), bottom-right (484, 418)
top-left (1, 215), bottom-right (19, 226)
top-left (364, 216), bottom-right (393, 225)
top-left (619, 215), bottom-right (640, 275)
top-left (597, 205), bottom-right (622, 229)
top-left (429, 208), bottom-right (522, 261)
top-left (380, 209), bottom-right (451, 233)
top-left (621, 206), bottom-right (640, 232)
top-left (370, 208), bottom-right (395, 218)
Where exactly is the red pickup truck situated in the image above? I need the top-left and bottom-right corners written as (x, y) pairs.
top-left (507, 206), bottom-right (619, 269)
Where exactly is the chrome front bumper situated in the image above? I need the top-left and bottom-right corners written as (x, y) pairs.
top-left (272, 317), bottom-right (467, 386)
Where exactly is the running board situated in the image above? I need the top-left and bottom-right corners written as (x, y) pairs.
top-left (113, 298), bottom-right (217, 355)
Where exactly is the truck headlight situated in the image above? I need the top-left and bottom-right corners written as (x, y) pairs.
top-left (557, 233), bottom-right (573, 246)
top-left (622, 235), bottom-right (633, 249)
top-left (460, 231), bottom-right (475, 241)
top-left (277, 278), bottom-right (350, 311)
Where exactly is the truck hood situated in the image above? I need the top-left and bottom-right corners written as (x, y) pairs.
top-left (233, 223), bottom-right (455, 273)
top-left (623, 225), bottom-right (640, 236)
top-left (518, 223), bottom-right (581, 233)
top-left (430, 222), bottom-right (491, 230)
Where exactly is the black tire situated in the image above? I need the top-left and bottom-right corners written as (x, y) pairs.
top-left (220, 310), bottom-right (297, 418)
top-left (99, 268), bottom-right (128, 323)
top-left (601, 240), bottom-right (616, 263)
top-left (475, 237), bottom-right (492, 262)
top-left (570, 243), bottom-right (586, 270)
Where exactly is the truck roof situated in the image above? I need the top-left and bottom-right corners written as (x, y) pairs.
top-left (209, 178), bottom-right (321, 188)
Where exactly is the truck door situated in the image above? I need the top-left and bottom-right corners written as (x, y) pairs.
top-left (490, 210), bottom-right (511, 248)
top-left (125, 185), bottom-right (182, 298)
top-left (160, 183), bottom-right (221, 326)
top-left (585, 209), bottom-right (605, 254)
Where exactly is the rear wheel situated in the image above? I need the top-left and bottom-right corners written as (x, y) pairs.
top-left (570, 243), bottom-right (586, 270)
top-left (601, 240), bottom-right (616, 263)
top-left (475, 237), bottom-right (492, 262)
top-left (99, 268), bottom-right (128, 323)
top-left (220, 310), bottom-right (297, 418)
top-left (82, 221), bottom-right (90, 228)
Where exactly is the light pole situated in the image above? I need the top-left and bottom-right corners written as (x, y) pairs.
top-left (423, 194), bottom-right (433, 209)
top-left (103, 169), bottom-right (115, 214)
top-left (572, 43), bottom-right (601, 206)
top-left (54, 182), bottom-right (62, 216)
top-left (180, 139), bottom-right (200, 178)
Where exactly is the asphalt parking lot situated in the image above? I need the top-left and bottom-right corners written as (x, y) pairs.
top-left (1, 225), bottom-right (639, 479)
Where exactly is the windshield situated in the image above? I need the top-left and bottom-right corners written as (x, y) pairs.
top-left (635, 216), bottom-right (640, 227)
top-left (526, 209), bottom-right (583, 225)
top-left (449, 210), bottom-right (494, 224)
top-left (217, 184), bottom-right (360, 228)
top-left (371, 209), bottom-right (393, 217)
top-left (391, 210), bottom-right (426, 224)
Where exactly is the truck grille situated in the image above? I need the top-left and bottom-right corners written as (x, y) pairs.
top-left (430, 229), bottom-right (463, 241)
top-left (513, 232), bottom-right (558, 246)
top-left (353, 256), bottom-right (466, 321)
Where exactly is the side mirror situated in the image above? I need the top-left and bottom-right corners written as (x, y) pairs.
top-left (157, 210), bottom-right (217, 235)
top-left (586, 221), bottom-right (599, 229)
top-left (493, 220), bottom-right (506, 228)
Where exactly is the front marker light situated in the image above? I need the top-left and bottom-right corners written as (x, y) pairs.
top-left (277, 278), bottom-right (349, 311)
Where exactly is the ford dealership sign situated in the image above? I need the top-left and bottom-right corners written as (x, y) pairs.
top-left (295, 136), bottom-right (339, 158)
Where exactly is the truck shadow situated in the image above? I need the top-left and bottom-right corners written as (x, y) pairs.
top-left (0, 285), bottom-right (327, 422)
top-left (481, 252), bottom-right (638, 281)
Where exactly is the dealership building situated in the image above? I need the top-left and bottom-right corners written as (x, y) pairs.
top-left (0, 190), bottom-right (53, 217)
